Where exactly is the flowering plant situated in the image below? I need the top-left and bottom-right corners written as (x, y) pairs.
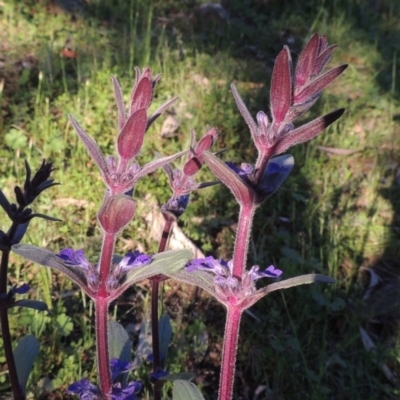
top-left (2, 33), bottom-right (345, 400)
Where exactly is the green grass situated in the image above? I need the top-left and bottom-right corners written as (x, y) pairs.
top-left (1, 0), bottom-right (400, 398)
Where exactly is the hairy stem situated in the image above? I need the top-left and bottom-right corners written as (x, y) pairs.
top-left (95, 297), bottom-right (111, 396)
top-left (95, 232), bottom-right (116, 396)
top-left (232, 204), bottom-right (256, 278)
top-left (218, 306), bottom-right (243, 400)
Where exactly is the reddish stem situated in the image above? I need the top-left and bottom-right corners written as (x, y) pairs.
top-left (151, 218), bottom-right (174, 400)
top-left (218, 305), bottom-right (243, 400)
top-left (95, 297), bottom-right (111, 396)
top-left (232, 203), bottom-right (256, 278)
top-left (95, 232), bottom-right (116, 396)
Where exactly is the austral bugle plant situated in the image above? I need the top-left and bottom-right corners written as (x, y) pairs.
top-left (3, 33), bottom-right (346, 400)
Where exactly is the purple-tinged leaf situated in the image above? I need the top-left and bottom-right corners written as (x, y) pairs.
top-left (135, 150), bottom-right (188, 181)
top-left (69, 115), bottom-right (109, 176)
top-left (117, 108), bottom-right (147, 160)
top-left (230, 83), bottom-right (258, 138)
top-left (131, 77), bottom-right (153, 114)
top-left (243, 274), bottom-right (335, 309)
top-left (111, 76), bottom-right (126, 131)
top-left (11, 300), bottom-right (49, 312)
top-left (13, 334), bottom-right (39, 395)
top-left (313, 44), bottom-right (337, 76)
top-left (203, 151), bottom-right (256, 206)
top-left (295, 33), bottom-right (319, 87)
top-left (147, 97), bottom-right (179, 129)
top-left (11, 244), bottom-right (91, 294)
top-left (294, 64), bottom-right (348, 104)
top-left (270, 46), bottom-right (292, 124)
top-left (273, 108), bottom-right (345, 155)
top-left (97, 195), bottom-right (136, 235)
top-left (285, 95), bottom-right (320, 121)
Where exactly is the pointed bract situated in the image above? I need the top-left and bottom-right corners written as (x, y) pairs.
top-left (69, 115), bottom-right (109, 176)
top-left (273, 108), bottom-right (345, 155)
top-left (203, 152), bottom-right (256, 206)
top-left (111, 76), bottom-right (126, 131)
top-left (117, 108), bottom-right (148, 160)
top-left (270, 46), bottom-right (292, 124)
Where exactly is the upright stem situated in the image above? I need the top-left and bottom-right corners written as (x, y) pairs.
top-left (95, 233), bottom-right (116, 396)
top-left (232, 203), bottom-right (256, 278)
top-left (0, 249), bottom-right (24, 400)
top-left (218, 305), bottom-right (243, 400)
top-left (95, 297), bottom-right (111, 396)
top-left (151, 218), bottom-right (174, 400)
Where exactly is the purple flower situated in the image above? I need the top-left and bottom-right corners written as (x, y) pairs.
top-left (107, 251), bottom-right (152, 291)
top-left (149, 368), bottom-right (168, 383)
top-left (118, 251), bottom-right (152, 272)
top-left (186, 256), bottom-right (230, 276)
top-left (58, 248), bottom-right (91, 269)
top-left (11, 283), bottom-right (30, 294)
top-left (111, 381), bottom-right (142, 400)
top-left (67, 379), bottom-right (142, 400)
top-left (110, 359), bottom-right (132, 381)
top-left (187, 256), bottom-right (282, 305)
top-left (67, 378), bottom-right (101, 399)
top-left (162, 194), bottom-right (190, 218)
top-left (225, 162), bottom-right (254, 178)
top-left (249, 265), bottom-right (282, 280)
top-left (57, 248), bottom-right (99, 291)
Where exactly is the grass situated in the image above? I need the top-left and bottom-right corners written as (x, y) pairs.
top-left (1, 0), bottom-right (400, 398)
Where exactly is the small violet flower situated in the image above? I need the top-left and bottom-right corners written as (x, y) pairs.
top-left (57, 249), bottom-right (152, 294)
top-left (107, 251), bottom-right (152, 291)
top-left (149, 368), bottom-right (169, 384)
top-left (67, 379), bottom-right (142, 400)
top-left (57, 248), bottom-right (99, 291)
top-left (186, 257), bottom-right (282, 305)
top-left (68, 359), bottom-right (142, 400)
top-left (10, 283), bottom-right (30, 295)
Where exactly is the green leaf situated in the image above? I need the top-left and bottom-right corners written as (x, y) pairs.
top-left (166, 269), bottom-right (216, 298)
top-left (172, 380), bottom-right (205, 400)
top-left (244, 274), bottom-right (336, 309)
top-left (113, 250), bottom-right (193, 298)
top-left (5, 128), bottom-right (27, 150)
top-left (11, 244), bottom-right (88, 291)
top-left (13, 334), bottom-right (40, 394)
top-left (108, 321), bottom-right (131, 385)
